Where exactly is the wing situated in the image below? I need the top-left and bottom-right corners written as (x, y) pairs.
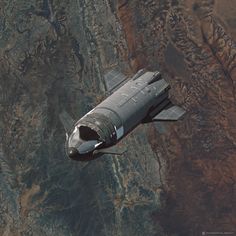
top-left (104, 69), bottom-right (128, 93)
top-left (94, 146), bottom-right (127, 155)
top-left (104, 68), bottom-right (147, 94)
top-left (152, 105), bottom-right (186, 121)
top-left (59, 110), bottom-right (75, 134)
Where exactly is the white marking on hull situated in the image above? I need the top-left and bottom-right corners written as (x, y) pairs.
top-left (115, 126), bottom-right (124, 140)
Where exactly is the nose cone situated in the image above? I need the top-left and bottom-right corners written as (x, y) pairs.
top-left (67, 140), bottom-right (103, 160)
top-left (68, 147), bottom-right (79, 160)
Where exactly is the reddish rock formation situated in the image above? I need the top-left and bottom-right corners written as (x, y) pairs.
top-left (118, 0), bottom-right (236, 234)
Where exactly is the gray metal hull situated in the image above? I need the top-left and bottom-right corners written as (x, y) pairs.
top-left (79, 71), bottom-right (169, 143)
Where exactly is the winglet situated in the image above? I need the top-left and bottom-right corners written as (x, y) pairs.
top-left (59, 110), bottom-right (75, 134)
top-left (153, 105), bottom-right (186, 121)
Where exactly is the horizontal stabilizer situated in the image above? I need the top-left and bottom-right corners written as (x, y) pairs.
top-left (104, 69), bottom-right (127, 92)
top-left (153, 105), bottom-right (186, 121)
top-left (94, 146), bottom-right (127, 155)
top-left (59, 110), bottom-right (75, 134)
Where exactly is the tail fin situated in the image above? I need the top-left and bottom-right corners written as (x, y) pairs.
top-left (59, 110), bottom-right (75, 134)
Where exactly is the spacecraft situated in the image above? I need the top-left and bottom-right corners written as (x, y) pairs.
top-left (60, 69), bottom-right (185, 161)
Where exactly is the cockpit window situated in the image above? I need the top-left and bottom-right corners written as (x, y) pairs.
top-left (79, 126), bottom-right (100, 141)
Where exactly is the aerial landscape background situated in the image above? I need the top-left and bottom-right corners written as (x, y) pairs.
top-left (0, 0), bottom-right (235, 235)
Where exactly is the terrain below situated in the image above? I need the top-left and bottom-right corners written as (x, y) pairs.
top-left (0, 0), bottom-right (235, 235)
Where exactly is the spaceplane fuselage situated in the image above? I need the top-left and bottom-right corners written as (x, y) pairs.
top-left (60, 69), bottom-right (185, 161)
